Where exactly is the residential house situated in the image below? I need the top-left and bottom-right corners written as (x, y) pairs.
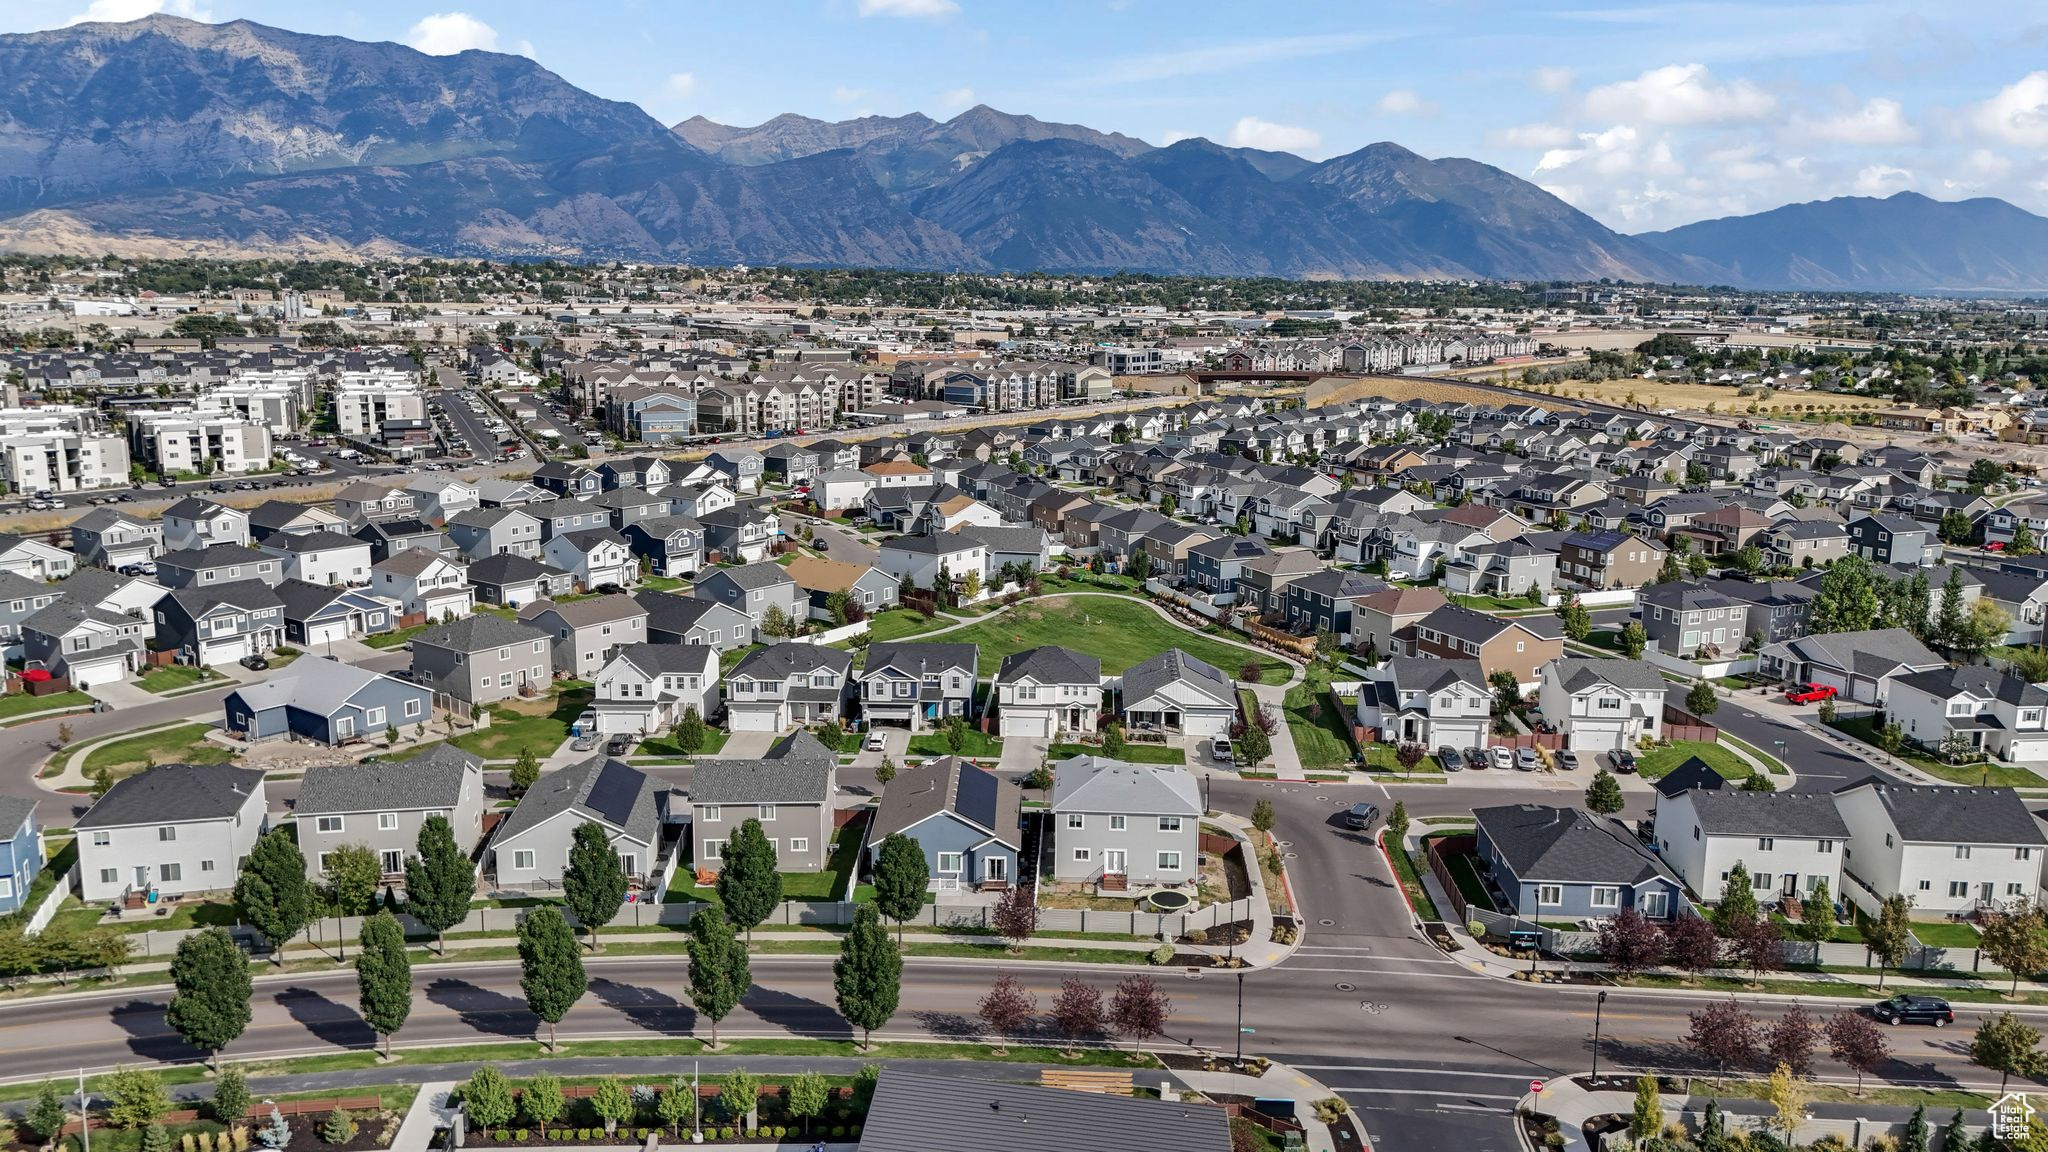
top-left (69, 508), bottom-right (162, 570)
top-left (519, 595), bottom-right (650, 678)
top-left (591, 641), bottom-right (720, 736)
top-left (1355, 658), bottom-right (1492, 749)
top-left (1184, 536), bottom-right (1272, 599)
top-left (351, 517), bottom-right (447, 564)
top-left (1281, 568), bottom-right (1386, 637)
top-left (1833, 779), bottom-right (2048, 915)
top-left (1758, 628), bottom-right (1946, 705)
top-left (1048, 756), bottom-right (1201, 889)
top-left (1235, 549), bottom-right (1325, 617)
top-left (160, 497), bottom-right (249, 552)
top-left (783, 555), bottom-right (900, 622)
top-left (864, 756), bottom-right (1021, 894)
top-left (0, 797), bottom-right (39, 915)
top-left (0, 571), bottom-right (59, 654)
top-left (529, 461), bottom-right (603, 498)
top-left (1638, 582), bottom-right (1752, 656)
top-left (619, 516), bottom-right (704, 579)
top-left (1536, 658), bottom-right (1671, 752)
top-left (1889, 665), bottom-right (2048, 765)
top-left (698, 505), bottom-right (778, 564)
top-left (634, 590), bottom-right (754, 652)
top-left (1472, 804), bottom-right (1684, 921)
top-left (153, 580), bottom-right (285, 667)
top-left (690, 732), bottom-right (837, 874)
top-left (407, 614), bottom-right (554, 706)
top-left (877, 533), bottom-right (989, 596)
top-left (542, 527), bottom-right (634, 592)
top-left (693, 562), bottom-right (807, 631)
top-left (1764, 520), bottom-right (1850, 570)
top-left (954, 524), bottom-right (1055, 579)
top-left (75, 764), bottom-right (267, 903)
top-left (445, 506), bottom-right (544, 562)
top-left (1557, 529), bottom-right (1667, 591)
top-left (1348, 585), bottom-right (1448, 658)
top-left (490, 756), bottom-right (664, 890)
top-left (1848, 513), bottom-right (1941, 567)
top-left (0, 534), bottom-right (72, 581)
top-left (859, 641), bottom-right (979, 731)
top-left (273, 579), bottom-right (396, 647)
top-left (225, 655), bottom-right (431, 746)
top-left (1444, 539), bottom-right (1558, 599)
top-left (294, 745), bottom-right (487, 880)
top-left (370, 550), bottom-right (473, 621)
top-left (724, 643), bottom-right (852, 731)
top-left (247, 500), bottom-right (346, 542)
top-left (20, 600), bottom-right (146, 688)
top-left (1118, 648), bottom-right (1237, 740)
top-left (258, 530), bottom-right (372, 587)
top-left (465, 552), bottom-right (572, 609)
top-left (155, 543), bottom-right (281, 590)
top-left (1412, 603), bottom-right (1564, 686)
top-left (995, 645), bottom-right (1102, 740)
top-left (333, 482), bottom-right (418, 525)
top-left (401, 475), bottom-right (479, 526)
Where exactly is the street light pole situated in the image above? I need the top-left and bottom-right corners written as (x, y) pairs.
top-left (77, 1069), bottom-right (89, 1152)
top-left (1591, 990), bottom-right (1609, 1081)
top-left (1234, 971), bottom-right (1245, 1068)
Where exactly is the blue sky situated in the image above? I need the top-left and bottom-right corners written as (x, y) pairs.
top-left (11, 0), bottom-right (2048, 233)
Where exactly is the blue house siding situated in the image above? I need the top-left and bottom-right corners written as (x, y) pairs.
top-left (880, 811), bottom-right (1019, 891)
top-left (226, 680), bottom-right (431, 746)
top-left (1473, 823), bottom-right (1681, 921)
top-left (0, 813), bottom-right (42, 915)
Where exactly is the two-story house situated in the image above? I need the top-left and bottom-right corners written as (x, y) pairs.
top-left (690, 732), bottom-right (837, 875)
top-left (635, 590), bottom-right (754, 652)
top-left (1764, 519), bottom-right (1850, 570)
top-left (1536, 658), bottom-right (1671, 752)
top-left (698, 505), bottom-right (778, 564)
top-left (1653, 788), bottom-right (1849, 905)
top-left (1833, 779), bottom-right (2048, 916)
top-left (1281, 568), bottom-right (1387, 638)
top-left (592, 641), bottom-right (720, 736)
top-left (620, 515), bottom-right (705, 579)
top-left (1184, 536), bottom-right (1272, 598)
top-left (1557, 529), bottom-right (1667, 591)
top-left (371, 550), bottom-right (472, 621)
top-left (1444, 539), bottom-right (1558, 599)
top-left (491, 755), bottom-right (663, 891)
top-left (1355, 657), bottom-right (1492, 749)
top-left (1889, 665), bottom-right (2048, 766)
top-left (1473, 803), bottom-right (1684, 922)
top-left (259, 530), bottom-right (373, 588)
top-left (519, 594), bottom-right (650, 678)
top-left (1048, 756), bottom-right (1201, 890)
top-left (294, 745), bottom-right (487, 880)
top-left (160, 497), bottom-right (250, 553)
top-left (154, 580), bottom-right (285, 667)
top-left (543, 528), bottom-right (635, 592)
top-left (785, 555), bottom-right (901, 622)
top-left (21, 600), bottom-right (147, 688)
top-left (1118, 648), bottom-right (1237, 740)
top-left (877, 533), bottom-right (989, 596)
top-left (865, 756), bottom-right (1021, 894)
top-left (1848, 513), bottom-right (1941, 567)
top-left (0, 797), bottom-right (40, 915)
top-left (693, 562), bottom-right (807, 631)
top-left (248, 500), bottom-right (348, 543)
top-left (995, 645), bottom-right (1102, 740)
top-left (1412, 603), bottom-right (1564, 687)
top-left (859, 641), bottom-right (979, 731)
top-left (1638, 581), bottom-right (1753, 656)
top-left (69, 508), bottom-right (163, 571)
top-left (76, 763), bottom-right (267, 903)
top-left (156, 543), bottom-right (281, 590)
top-left (0, 534), bottom-right (72, 581)
top-left (408, 614), bottom-right (555, 706)
top-left (725, 643), bottom-right (853, 732)
top-left (445, 506), bottom-right (544, 562)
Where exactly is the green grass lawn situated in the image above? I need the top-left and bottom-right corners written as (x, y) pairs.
top-left (636, 728), bottom-right (729, 757)
top-left (907, 729), bottom-right (1003, 758)
top-left (1386, 837), bottom-right (1441, 922)
top-left (80, 722), bottom-right (231, 780)
top-left (361, 622), bottom-right (434, 649)
top-left (0, 689), bottom-right (93, 719)
top-left (451, 688), bottom-right (592, 761)
top-left (1048, 742), bottom-right (1185, 764)
top-left (1772, 910), bottom-right (1864, 944)
top-left (1362, 743), bottom-right (1443, 775)
top-left (1913, 921), bottom-right (1982, 948)
top-left (133, 664), bottom-right (222, 694)
top-left (671, 820), bottom-right (867, 904)
top-left (1636, 740), bottom-right (1754, 781)
top-left (639, 574), bottom-right (687, 592)
top-left (719, 643), bottom-right (763, 675)
top-left (1282, 669), bottom-right (1358, 771)
top-left (943, 595), bottom-right (1288, 683)
top-left (863, 608), bottom-right (950, 644)
top-left (1435, 843), bottom-right (1495, 913)
top-left (48, 894), bottom-right (240, 935)
top-left (1827, 715), bottom-right (2048, 787)
top-left (1450, 592), bottom-right (1548, 612)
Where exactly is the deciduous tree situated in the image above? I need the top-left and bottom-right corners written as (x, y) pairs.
top-left (977, 970), bottom-right (1036, 1055)
top-left (716, 818), bottom-right (784, 945)
top-left (1107, 973), bottom-right (1172, 1057)
top-left (1686, 997), bottom-right (1759, 1088)
top-left (1049, 975), bottom-right (1105, 1056)
top-left (871, 833), bottom-right (929, 945)
top-left (354, 910), bottom-right (411, 1060)
top-left (589, 1078), bottom-right (634, 1136)
top-left (210, 1066), bottom-right (250, 1125)
top-left (562, 820), bottom-right (628, 951)
top-left (509, 747), bottom-right (540, 795)
top-left (717, 1069), bottom-right (761, 1133)
top-left (166, 927), bottom-right (253, 1069)
top-left (1980, 902), bottom-right (2048, 998)
top-left (522, 1071), bottom-right (564, 1137)
top-left (834, 905), bottom-right (902, 1051)
top-left (1764, 1062), bottom-right (1808, 1145)
top-left (236, 828), bottom-right (312, 964)
top-left (1665, 914), bottom-right (1721, 980)
top-left (1825, 1010), bottom-right (1890, 1096)
top-left (1869, 894), bottom-right (1914, 989)
top-left (685, 905), bottom-right (750, 1050)
top-left (1630, 1076), bottom-right (1661, 1147)
top-left (1595, 908), bottom-right (1665, 979)
top-left (1685, 680), bottom-right (1719, 718)
top-left (403, 815), bottom-right (473, 954)
top-left (461, 1066), bottom-right (516, 1131)
top-left (1584, 768), bottom-right (1624, 815)
top-left (1731, 914), bottom-right (1784, 986)
top-left (993, 881), bottom-right (1038, 952)
top-left (516, 906), bottom-right (587, 1051)
top-left (104, 1068), bottom-right (170, 1130)
top-left (784, 1070), bottom-right (829, 1137)
top-left (674, 706), bottom-right (707, 756)
top-left (1618, 621), bottom-right (1647, 659)
top-left (1766, 1005), bottom-right (1818, 1078)
top-left (1713, 862), bottom-right (1759, 936)
top-left (1971, 1011), bottom-right (2046, 1095)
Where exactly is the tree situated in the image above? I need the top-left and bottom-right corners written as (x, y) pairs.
top-left (27, 1082), bottom-right (69, 1144)
top-left (589, 1078), bottom-right (634, 1136)
top-left (871, 833), bottom-right (930, 945)
top-left (255, 1105), bottom-right (289, 1150)
top-left (1942, 1108), bottom-right (1968, 1152)
top-left (1395, 743), bottom-right (1425, 774)
top-left (1957, 600), bottom-right (2014, 659)
top-left (875, 755), bottom-right (897, 786)
top-left (404, 815), bottom-right (473, 954)
top-left (509, 746), bottom-right (540, 795)
top-left (1686, 998), bottom-right (1758, 1088)
top-left (211, 1066), bottom-right (251, 1125)
top-left (354, 911), bottom-right (411, 1060)
top-left (674, 705), bottom-right (707, 756)
top-left (2016, 523), bottom-right (2041, 556)
top-left (1102, 720), bottom-right (1127, 759)
top-left (1556, 595), bottom-right (1593, 641)
top-left (718, 1068), bottom-right (761, 1133)
top-left (1584, 769), bottom-right (1625, 815)
top-left (1766, 1004), bottom-right (1818, 1078)
top-left (1618, 621), bottom-right (1647, 659)
top-left (1902, 1104), bottom-right (1929, 1152)
top-left (522, 1071), bottom-right (564, 1137)
top-left (141, 1124), bottom-right (172, 1152)
top-left (105, 1068), bottom-right (171, 1130)
top-left (978, 970), bottom-right (1036, 1055)
top-left (993, 880), bottom-right (1038, 951)
top-left (1982, 902), bottom-right (2048, 997)
top-left (1731, 914), bottom-right (1784, 985)
top-left (1687, 553), bottom-right (1713, 579)
top-left (1250, 798), bottom-right (1276, 835)
top-left (1049, 975), bottom-right (1105, 1056)
top-left (1939, 508), bottom-right (1975, 544)
top-left (783, 1069), bottom-right (829, 1136)
top-left (1684, 680), bottom-right (1719, 718)
top-left (1869, 893), bottom-right (1914, 989)
top-left (1385, 800), bottom-right (1410, 845)
top-left (1735, 544), bottom-right (1766, 577)
top-left (1595, 907), bottom-right (1665, 979)
top-left (653, 1076), bottom-right (691, 1138)
top-left (1810, 555), bottom-right (1881, 634)
top-left (1975, 1011), bottom-right (2047, 1094)
top-left (166, 927), bottom-right (253, 1068)
top-left (1970, 458), bottom-right (2009, 489)
top-left (562, 820), bottom-right (628, 951)
top-left (825, 589), bottom-right (853, 627)
top-left (318, 1110), bottom-right (356, 1146)
top-left (1935, 568), bottom-right (1968, 647)
top-left (761, 603), bottom-right (792, 639)
top-left (1825, 1010), bottom-right (1890, 1096)
top-left (1788, 878), bottom-right (1836, 952)
top-left (1764, 1062), bottom-right (1808, 1145)
top-left (461, 1066), bottom-right (516, 1130)
top-left (516, 906), bottom-right (587, 1051)
top-left (1630, 1076), bottom-right (1661, 1147)
top-left (1713, 862), bottom-right (1759, 936)
top-left (321, 842), bottom-right (379, 952)
top-left (1489, 668), bottom-right (1523, 716)
top-left (962, 569), bottom-right (983, 601)
top-left (834, 904), bottom-right (902, 1051)
top-left (236, 828), bottom-right (313, 964)
top-left (1108, 973), bottom-right (1172, 1057)
top-left (685, 905), bottom-right (751, 1050)
top-left (717, 818), bottom-right (783, 945)
top-left (1236, 717), bottom-right (1271, 763)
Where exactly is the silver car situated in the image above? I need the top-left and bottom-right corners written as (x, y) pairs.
top-left (1514, 747), bottom-right (1540, 771)
top-left (570, 732), bottom-right (598, 752)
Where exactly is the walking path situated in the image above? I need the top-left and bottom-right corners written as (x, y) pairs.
top-left (1518, 1077), bottom-right (1987, 1152)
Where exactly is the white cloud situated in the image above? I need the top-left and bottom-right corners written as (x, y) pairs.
top-left (1968, 148), bottom-right (2013, 178)
top-left (1853, 164), bottom-right (1914, 195)
top-left (1798, 98), bottom-right (1916, 145)
top-left (856, 0), bottom-right (958, 17)
top-left (1582, 63), bottom-right (1775, 125)
top-left (1228, 116), bottom-right (1321, 154)
top-left (405, 12), bottom-right (500, 55)
top-left (1492, 122), bottom-right (1574, 149)
top-left (1973, 72), bottom-right (2048, 148)
top-left (663, 72), bottom-right (696, 99)
top-left (1373, 89), bottom-right (1438, 117)
top-left (938, 87), bottom-right (976, 112)
top-left (1532, 66), bottom-right (1575, 93)
top-left (1101, 32), bottom-right (1381, 86)
top-left (64, 0), bottom-right (209, 25)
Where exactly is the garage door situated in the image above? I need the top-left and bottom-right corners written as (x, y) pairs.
top-left (1569, 721), bottom-right (1630, 753)
top-left (1003, 712), bottom-right (1052, 740)
top-left (728, 705), bottom-right (782, 733)
top-left (1181, 711), bottom-right (1232, 739)
top-left (307, 619), bottom-right (350, 647)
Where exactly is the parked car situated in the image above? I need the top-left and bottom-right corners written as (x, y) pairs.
top-left (239, 654), bottom-right (269, 671)
top-left (1871, 994), bottom-right (1953, 1027)
top-left (1613, 749), bottom-right (1639, 773)
top-left (1514, 747), bottom-right (1540, 771)
top-left (1211, 737), bottom-right (1234, 765)
top-left (605, 735), bottom-right (631, 756)
top-left (1557, 750), bottom-right (1581, 771)
top-left (1437, 745), bottom-right (1465, 772)
top-left (1489, 746), bottom-right (1513, 770)
top-left (863, 731), bottom-right (887, 753)
top-left (1343, 802), bottom-right (1380, 832)
top-left (1784, 683), bottom-right (1838, 705)
top-left (1464, 745), bottom-right (1487, 771)
top-left (570, 733), bottom-right (598, 752)
top-left (1984, 541), bottom-right (2007, 552)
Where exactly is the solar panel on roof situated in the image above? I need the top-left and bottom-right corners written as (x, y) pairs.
top-left (585, 760), bottom-right (641, 826)
top-left (955, 762), bottom-right (998, 830)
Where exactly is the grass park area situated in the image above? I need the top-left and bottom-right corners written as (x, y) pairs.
top-left (1049, 741), bottom-right (1185, 765)
top-left (942, 595), bottom-right (1289, 683)
top-left (78, 722), bottom-right (231, 781)
top-left (1827, 715), bottom-right (2048, 787)
top-left (0, 689), bottom-right (92, 721)
top-left (134, 664), bottom-right (222, 694)
top-left (1283, 667), bottom-right (1359, 771)
top-left (862, 607), bottom-right (952, 644)
top-left (1635, 740), bottom-right (1754, 781)
top-left (451, 686), bottom-right (592, 761)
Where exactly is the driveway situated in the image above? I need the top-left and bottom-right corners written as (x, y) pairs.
top-left (999, 734), bottom-right (1047, 773)
top-left (720, 729), bottom-right (783, 758)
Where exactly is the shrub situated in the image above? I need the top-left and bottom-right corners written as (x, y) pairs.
top-left (635, 1129), bottom-right (648, 1140)
top-left (1149, 942), bottom-right (1175, 964)
top-left (233, 1128), bottom-right (250, 1152)
top-left (515, 1132), bottom-right (527, 1143)
top-left (492, 1133), bottom-right (507, 1145)
top-left (831, 1126), bottom-right (846, 1139)
top-left (577, 1130), bottom-right (591, 1141)
top-left (1186, 928), bottom-right (1207, 945)
top-left (851, 1124), bottom-right (862, 1138)
top-left (183, 1135), bottom-right (197, 1152)
top-left (274, 646), bottom-right (299, 657)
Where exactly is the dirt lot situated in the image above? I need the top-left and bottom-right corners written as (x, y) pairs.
top-left (1536, 378), bottom-right (1894, 418)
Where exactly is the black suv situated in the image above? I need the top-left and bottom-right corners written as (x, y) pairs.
top-left (1872, 994), bottom-right (1953, 1027)
top-left (1343, 803), bottom-right (1380, 831)
top-left (605, 735), bottom-right (632, 757)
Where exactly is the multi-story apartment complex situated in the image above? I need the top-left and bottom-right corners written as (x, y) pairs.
top-left (333, 370), bottom-right (427, 437)
top-left (124, 403), bottom-right (273, 477)
top-left (0, 407), bottom-right (131, 493)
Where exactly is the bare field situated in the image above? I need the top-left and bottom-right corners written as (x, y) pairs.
top-left (1544, 378), bottom-right (1893, 417)
top-left (1305, 374), bottom-right (1533, 410)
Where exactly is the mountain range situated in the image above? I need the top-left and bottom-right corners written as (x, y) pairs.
top-left (0, 14), bottom-right (2041, 292)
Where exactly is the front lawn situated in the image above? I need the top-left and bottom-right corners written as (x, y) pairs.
top-left (639, 574), bottom-right (688, 592)
top-left (943, 595), bottom-right (1288, 683)
top-left (134, 664), bottom-right (222, 694)
top-left (907, 729), bottom-right (1004, 758)
top-left (0, 689), bottom-right (93, 720)
top-left (451, 687), bottom-right (591, 761)
top-left (863, 607), bottom-right (950, 644)
top-left (361, 622), bottom-right (433, 650)
top-left (636, 728), bottom-right (729, 757)
top-left (1282, 669), bottom-right (1358, 771)
top-left (1635, 740), bottom-right (1754, 781)
top-left (1827, 715), bottom-right (2048, 787)
top-left (1913, 921), bottom-right (1982, 948)
top-left (80, 722), bottom-right (231, 780)
top-left (719, 643), bottom-right (763, 675)
top-left (1048, 742), bottom-right (1185, 765)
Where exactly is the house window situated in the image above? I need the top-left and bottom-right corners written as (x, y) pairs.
top-left (1956, 846), bottom-right (1972, 860)
top-left (92, 831), bottom-right (110, 846)
top-left (1158, 851), bottom-right (1182, 871)
top-left (404, 699), bottom-right (423, 718)
top-left (937, 853), bottom-right (963, 874)
top-left (1758, 837), bottom-right (1775, 851)
top-left (758, 805), bottom-right (776, 821)
top-left (1066, 814), bottom-right (1084, 830)
top-left (1752, 872), bottom-right (1773, 890)
top-left (1072, 848), bottom-right (1091, 862)
top-left (158, 827), bottom-right (177, 842)
top-left (790, 838), bottom-right (810, 854)
top-left (199, 860), bottom-right (214, 873)
top-left (1818, 839), bottom-right (1835, 853)
top-left (512, 850), bottom-right (535, 870)
top-left (378, 813), bottom-right (398, 831)
top-left (1537, 884), bottom-right (1562, 906)
top-left (2021, 848), bottom-right (2035, 862)
top-left (1950, 881), bottom-right (1970, 898)
top-left (1919, 879), bottom-right (1932, 891)
top-left (99, 868), bottom-right (117, 885)
top-left (1590, 887), bottom-right (1620, 908)
top-left (1159, 816), bottom-right (1182, 833)
top-left (160, 863), bottom-right (182, 882)
top-left (1109, 815), bottom-right (1126, 831)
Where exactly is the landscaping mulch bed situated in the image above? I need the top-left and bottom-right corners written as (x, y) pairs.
top-left (1180, 919), bottom-right (1252, 947)
top-left (1327, 1112), bottom-right (1368, 1149)
top-left (1158, 1053), bottom-right (1270, 1077)
top-left (1523, 1111), bottom-right (1565, 1150)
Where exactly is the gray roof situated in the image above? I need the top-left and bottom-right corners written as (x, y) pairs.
top-left (610, 641), bottom-right (716, 675)
top-left (1121, 648), bottom-right (1232, 708)
top-left (160, 542), bottom-right (269, 569)
top-left (1552, 658), bottom-right (1671, 694)
top-left (1384, 656), bottom-right (1485, 695)
top-left (162, 496), bottom-right (231, 519)
top-left (165, 578), bottom-right (284, 616)
top-left (691, 750), bottom-right (833, 805)
top-left (1683, 790), bottom-right (1850, 838)
top-left (264, 529), bottom-right (362, 555)
top-left (868, 756), bottom-right (1021, 848)
top-left (411, 613), bottom-right (552, 653)
top-left (951, 524), bottom-right (1049, 554)
top-left (857, 1069), bottom-right (1230, 1152)
top-left (700, 561), bottom-right (793, 591)
top-left (1894, 664), bottom-right (2048, 707)
top-left (0, 794), bottom-right (37, 838)
top-left (1653, 757), bottom-right (1728, 799)
top-left (1049, 756), bottom-right (1200, 816)
top-left (467, 552), bottom-right (557, 585)
top-left (996, 645), bottom-right (1101, 686)
top-left (863, 641), bottom-right (978, 679)
top-left (521, 593), bottom-right (647, 628)
top-left (730, 642), bottom-right (852, 680)
top-left (1837, 778), bottom-right (2048, 846)
top-left (295, 745), bottom-right (481, 815)
top-left (496, 755), bottom-right (662, 849)
top-left (1777, 628), bottom-right (1944, 679)
top-left (1473, 804), bottom-right (1679, 886)
top-left (634, 589), bottom-right (741, 635)
top-left (228, 655), bottom-right (405, 714)
top-left (76, 763), bottom-right (264, 829)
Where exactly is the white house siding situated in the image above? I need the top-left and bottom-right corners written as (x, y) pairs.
top-left (727, 700), bottom-right (788, 733)
top-left (1834, 787), bottom-right (2044, 915)
top-left (1653, 793), bottom-right (1844, 903)
top-left (1123, 680), bottom-right (1234, 739)
top-left (77, 789), bottom-right (267, 903)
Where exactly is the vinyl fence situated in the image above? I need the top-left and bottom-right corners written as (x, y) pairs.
top-left (1466, 906), bottom-right (2012, 974)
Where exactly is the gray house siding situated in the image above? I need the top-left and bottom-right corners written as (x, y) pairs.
top-left (492, 812), bottom-right (657, 887)
top-left (1052, 810), bottom-right (1196, 887)
top-left (410, 638), bottom-right (550, 706)
top-left (299, 783), bottom-right (485, 881)
top-left (693, 803), bottom-right (831, 874)
top-left (894, 811), bottom-right (1017, 890)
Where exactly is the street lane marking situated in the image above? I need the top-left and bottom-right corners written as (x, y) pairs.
top-left (1334, 1088), bottom-right (1521, 1102)
top-left (1293, 1065), bottom-right (1539, 1080)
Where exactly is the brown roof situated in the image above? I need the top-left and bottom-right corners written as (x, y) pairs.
top-left (519, 593), bottom-right (647, 627)
top-left (1357, 586), bottom-right (1448, 617)
top-left (864, 460), bottom-right (931, 476)
top-left (1440, 503), bottom-right (1521, 531)
top-left (936, 494), bottom-right (977, 516)
top-left (782, 554), bottom-right (874, 594)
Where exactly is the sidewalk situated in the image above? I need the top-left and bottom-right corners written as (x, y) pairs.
top-left (1247, 680), bottom-right (1307, 781)
top-left (1179, 1062), bottom-right (1357, 1152)
top-left (1519, 1077), bottom-right (1988, 1152)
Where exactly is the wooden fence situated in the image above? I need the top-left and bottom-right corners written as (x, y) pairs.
top-left (1424, 833), bottom-right (1478, 923)
top-left (1662, 704), bottom-right (1719, 743)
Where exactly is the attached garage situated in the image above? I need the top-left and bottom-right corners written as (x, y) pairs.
top-left (303, 617), bottom-right (353, 648)
top-left (1001, 710), bottom-right (1053, 740)
top-left (726, 702), bottom-right (787, 733)
top-left (1568, 718), bottom-right (1635, 753)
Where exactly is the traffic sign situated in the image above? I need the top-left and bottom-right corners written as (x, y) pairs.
top-left (1530, 1080), bottom-right (1545, 1094)
top-left (1240, 1027), bottom-right (1257, 1034)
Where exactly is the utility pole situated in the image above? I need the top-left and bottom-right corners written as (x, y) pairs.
top-left (77, 1069), bottom-right (90, 1152)
top-left (1234, 971), bottom-right (1246, 1068)
top-left (1591, 990), bottom-right (1609, 1081)
top-left (691, 1061), bottom-right (699, 1139)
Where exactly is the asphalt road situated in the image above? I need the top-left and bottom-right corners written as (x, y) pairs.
top-left (430, 377), bottom-right (508, 460)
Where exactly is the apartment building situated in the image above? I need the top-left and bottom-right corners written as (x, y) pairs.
top-left (125, 405), bottom-right (273, 476)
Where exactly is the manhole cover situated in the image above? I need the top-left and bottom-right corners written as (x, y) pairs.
top-left (1276, 840), bottom-right (1293, 847)
top-left (1183, 970), bottom-right (1204, 980)
top-left (1336, 982), bottom-right (1355, 992)
top-left (1314, 795), bottom-right (1328, 801)
top-left (1318, 918), bottom-right (1335, 926)
top-left (1262, 782), bottom-right (1276, 789)
top-left (1284, 852), bottom-right (1299, 859)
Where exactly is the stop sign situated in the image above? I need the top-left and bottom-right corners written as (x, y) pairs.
top-left (1531, 1080), bottom-right (1545, 1094)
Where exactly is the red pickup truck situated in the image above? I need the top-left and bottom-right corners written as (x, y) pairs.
top-left (1784, 683), bottom-right (1838, 705)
